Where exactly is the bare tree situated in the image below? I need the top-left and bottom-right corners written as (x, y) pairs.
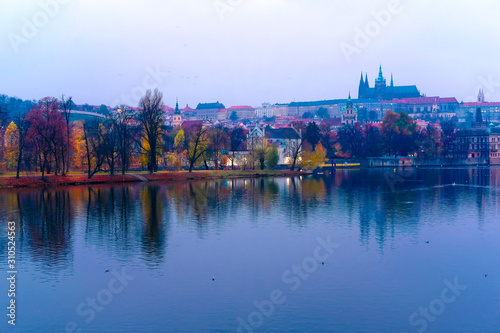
top-left (137, 89), bottom-right (164, 173)
top-left (61, 95), bottom-right (73, 173)
top-left (14, 113), bottom-right (28, 178)
top-left (83, 119), bottom-right (105, 179)
top-left (115, 105), bottom-right (137, 174)
top-left (186, 125), bottom-right (209, 172)
top-left (283, 127), bottom-right (303, 171)
top-left (208, 125), bottom-right (229, 170)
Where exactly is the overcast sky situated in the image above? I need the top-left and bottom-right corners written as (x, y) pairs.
top-left (1, 0), bottom-right (500, 108)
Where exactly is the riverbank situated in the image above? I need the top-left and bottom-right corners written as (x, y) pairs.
top-left (0, 170), bottom-right (310, 189)
top-left (322, 157), bottom-right (499, 168)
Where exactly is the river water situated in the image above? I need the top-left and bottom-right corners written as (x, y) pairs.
top-left (1, 167), bottom-right (499, 332)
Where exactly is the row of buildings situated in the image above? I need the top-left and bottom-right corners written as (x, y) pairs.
top-left (165, 67), bottom-right (500, 126)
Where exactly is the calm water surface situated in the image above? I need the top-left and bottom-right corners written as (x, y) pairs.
top-left (1, 167), bottom-right (500, 333)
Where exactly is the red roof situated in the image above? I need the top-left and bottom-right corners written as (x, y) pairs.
top-left (228, 105), bottom-right (255, 111)
top-left (461, 102), bottom-right (500, 107)
top-left (182, 120), bottom-right (203, 130)
top-left (321, 118), bottom-right (342, 126)
top-left (182, 106), bottom-right (195, 112)
top-left (381, 97), bottom-right (458, 105)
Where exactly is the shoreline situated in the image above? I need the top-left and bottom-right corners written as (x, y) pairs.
top-left (0, 170), bottom-right (310, 189)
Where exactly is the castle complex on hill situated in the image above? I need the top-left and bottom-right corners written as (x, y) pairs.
top-left (358, 66), bottom-right (421, 100)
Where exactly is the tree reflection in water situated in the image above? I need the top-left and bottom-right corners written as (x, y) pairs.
top-left (0, 167), bottom-right (499, 277)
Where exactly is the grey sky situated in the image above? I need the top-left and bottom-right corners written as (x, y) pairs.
top-left (1, 0), bottom-right (500, 108)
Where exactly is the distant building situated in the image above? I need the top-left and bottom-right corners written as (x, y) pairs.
top-left (181, 105), bottom-right (196, 120)
top-left (320, 117), bottom-right (342, 130)
top-left (255, 103), bottom-right (274, 118)
top-left (265, 127), bottom-right (302, 165)
top-left (172, 99), bottom-right (182, 127)
top-left (459, 90), bottom-right (500, 122)
top-left (228, 105), bottom-right (255, 119)
top-left (358, 66), bottom-right (421, 100)
top-left (217, 108), bottom-right (227, 121)
top-left (385, 96), bottom-right (459, 119)
top-left (196, 102), bottom-right (226, 120)
top-left (341, 94), bottom-right (358, 125)
top-left (246, 126), bottom-right (302, 165)
top-left (478, 89), bottom-right (485, 103)
top-left (272, 104), bottom-right (289, 117)
top-left (455, 127), bottom-right (500, 164)
top-left (287, 98), bottom-right (380, 119)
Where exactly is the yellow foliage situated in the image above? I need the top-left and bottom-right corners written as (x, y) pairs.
top-left (174, 129), bottom-right (185, 151)
top-left (4, 122), bottom-right (19, 170)
top-left (71, 121), bottom-right (86, 169)
top-left (300, 142), bottom-right (327, 169)
top-left (140, 133), bottom-right (163, 167)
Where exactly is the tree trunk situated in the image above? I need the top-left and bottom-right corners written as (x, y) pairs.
top-left (16, 144), bottom-right (23, 179)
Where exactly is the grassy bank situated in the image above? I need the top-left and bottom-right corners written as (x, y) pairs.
top-left (0, 170), bottom-right (309, 189)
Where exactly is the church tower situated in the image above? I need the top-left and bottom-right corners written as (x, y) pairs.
top-left (172, 98), bottom-right (183, 127)
top-left (341, 92), bottom-right (358, 125)
top-left (478, 89), bottom-right (485, 103)
top-left (374, 65), bottom-right (387, 100)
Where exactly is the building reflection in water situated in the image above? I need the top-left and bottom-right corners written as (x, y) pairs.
top-left (0, 167), bottom-right (498, 276)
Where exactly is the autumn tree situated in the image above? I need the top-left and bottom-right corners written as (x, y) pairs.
top-left (380, 110), bottom-right (417, 157)
top-left (254, 143), bottom-right (268, 170)
top-left (26, 97), bottom-right (67, 178)
top-left (13, 113), bottom-right (29, 178)
top-left (186, 125), bottom-right (209, 172)
top-left (440, 119), bottom-right (456, 158)
top-left (114, 106), bottom-right (137, 174)
top-left (229, 127), bottom-right (246, 169)
top-left (4, 121), bottom-right (19, 170)
top-left (265, 145), bottom-right (279, 170)
top-left (101, 118), bottom-right (119, 175)
top-left (420, 124), bottom-right (442, 159)
top-left (137, 89), bottom-right (164, 173)
top-left (283, 127), bottom-right (303, 171)
top-left (71, 121), bottom-right (87, 170)
top-left (174, 129), bottom-right (187, 153)
top-left (208, 125), bottom-right (229, 170)
top-left (337, 124), bottom-right (364, 158)
top-left (300, 142), bottom-right (327, 169)
top-left (364, 125), bottom-right (383, 157)
top-left (380, 110), bottom-right (399, 156)
top-left (60, 95), bottom-right (73, 173)
top-left (83, 119), bottom-right (106, 179)
top-left (304, 121), bottom-right (321, 150)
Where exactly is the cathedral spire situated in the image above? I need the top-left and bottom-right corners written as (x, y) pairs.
top-left (365, 73), bottom-right (369, 88)
top-left (478, 89), bottom-right (485, 103)
top-left (358, 73), bottom-right (365, 99)
top-left (174, 97), bottom-right (180, 115)
top-left (377, 64), bottom-right (384, 82)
